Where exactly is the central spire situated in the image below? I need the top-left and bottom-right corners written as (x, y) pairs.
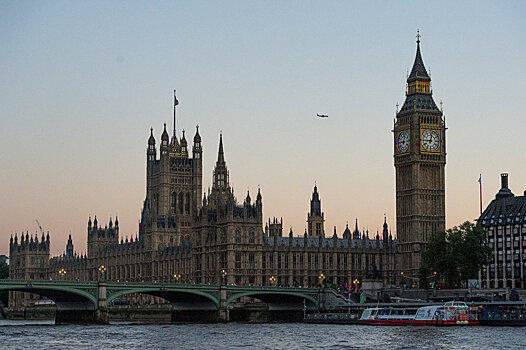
top-left (217, 131), bottom-right (225, 164)
top-left (408, 31), bottom-right (429, 82)
top-left (213, 132), bottom-right (229, 189)
top-left (398, 31), bottom-right (439, 113)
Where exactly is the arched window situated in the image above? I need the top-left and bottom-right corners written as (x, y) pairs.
top-left (249, 229), bottom-right (255, 244)
top-left (235, 229), bottom-right (241, 244)
top-left (171, 192), bottom-right (177, 214)
top-left (185, 193), bottom-right (190, 214)
top-left (179, 193), bottom-right (183, 214)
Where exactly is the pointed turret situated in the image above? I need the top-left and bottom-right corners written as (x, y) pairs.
top-left (408, 31), bottom-right (429, 82)
top-left (256, 187), bottom-right (262, 210)
top-left (212, 133), bottom-right (229, 190)
top-left (147, 127), bottom-right (157, 162)
top-left (148, 127), bottom-right (156, 145)
top-left (192, 124), bottom-right (202, 160)
top-left (161, 123), bottom-right (169, 157)
top-left (66, 234), bottom-right (74, 258)
top-left (217, 132), bottom-right (225, 164)
top-left (398, 31), bottom-right (439, 112)
top-left (382, 216), bottom-right (389, 241)
top-left (180, 129), bottom-right (188, 156)
top-left (353, 218), bottom-right (360, 239)
top-left (307, 184), bottom-right (324, 238)
top-left (245, 190), bottom-right (251, 205)
top-left (343, 223), bottom-right (351, 239)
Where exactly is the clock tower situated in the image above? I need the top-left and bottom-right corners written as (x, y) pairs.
top-left (394, 33), bottom-right (446, 280)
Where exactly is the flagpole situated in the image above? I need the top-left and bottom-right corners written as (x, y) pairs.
top-left (174, 89), bottom-right (177, 136)
top-left (479, 173), bottom-right (483, 215)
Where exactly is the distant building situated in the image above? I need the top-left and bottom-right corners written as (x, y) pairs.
top-left (0, 255), bottom-right (7, 264)
top-left (478, 173), bottom-right (526, 289)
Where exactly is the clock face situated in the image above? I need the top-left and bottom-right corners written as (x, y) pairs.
top-left (422, 130), bottom-right (440, 152)
top-left (398, 131), bottom-right (409, 153)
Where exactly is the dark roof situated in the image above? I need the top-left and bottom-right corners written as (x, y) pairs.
top-left (399, 93), bottom-right (439, 113)
top-left (479, 194), bottom-right (526, 227)
top-left (408, 42), bottom-right (429, 81)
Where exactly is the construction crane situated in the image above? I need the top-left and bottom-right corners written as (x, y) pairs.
top-left (35, 219), bottom-right (44, 235)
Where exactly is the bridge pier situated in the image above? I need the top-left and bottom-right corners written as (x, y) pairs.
top-left (55, 282), bottom-right (109, 325)
top-left (218, 285), bottom-right (229, 323)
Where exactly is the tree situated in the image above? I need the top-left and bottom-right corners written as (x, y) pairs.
top-left (0, 263), bottom-right (8, 279)
top-left (421, 221), bottom-right (491, 287)
top-left (0, 263), bottom-right (8, 306)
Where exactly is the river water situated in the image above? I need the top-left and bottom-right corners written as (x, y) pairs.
top-left (0, 320), bottom-right (524, 349)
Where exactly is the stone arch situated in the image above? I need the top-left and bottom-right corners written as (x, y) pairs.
top-left (226, 290), bottom-right (318, 310)
top-left (0, 284), bottom-right (97, 310)
top-left (107, 287), bottom-right (220, 310)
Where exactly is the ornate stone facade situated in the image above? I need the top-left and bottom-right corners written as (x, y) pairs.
top-left (8, 121), bottom-right (397, 307)
top-left (394, 35), bottom-right (446, 279)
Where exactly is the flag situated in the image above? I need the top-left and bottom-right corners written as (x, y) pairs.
top-left (478, 174), bottom-right (481, 184)
top-left (174, 90), bottom-right (179, 106)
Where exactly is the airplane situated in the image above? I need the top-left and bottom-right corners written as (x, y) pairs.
top-left (317, 113), bottom-right (328, 118)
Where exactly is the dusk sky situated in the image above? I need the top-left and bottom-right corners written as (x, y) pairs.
top-left (1, 1), bottom-right (525, 256)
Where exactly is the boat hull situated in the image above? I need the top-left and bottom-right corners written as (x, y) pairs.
top-left (363, 319), bottom-right (479, 326)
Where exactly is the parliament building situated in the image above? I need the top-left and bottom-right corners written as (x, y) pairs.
top-left (9, 125), bottom-right (397, 307)
top-left (8, 35), bottom-right (450, 306)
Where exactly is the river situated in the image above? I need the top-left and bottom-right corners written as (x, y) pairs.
top-left (0, 320), bottom-right (524, 349)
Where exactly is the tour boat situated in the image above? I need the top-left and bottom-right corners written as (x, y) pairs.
top-left (360, 301), bottom-right (479, 326)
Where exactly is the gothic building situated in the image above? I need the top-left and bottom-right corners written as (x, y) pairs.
top-left (394, 34), bottom-right (446, 279)
top-left (8, 232), bottom-right (50, 306)
top-left (6, 36), bottom-right (462, 307)
top-left (8, 120), bottom-right (397, 307)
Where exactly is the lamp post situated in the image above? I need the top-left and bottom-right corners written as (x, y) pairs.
top-left (99, 265), bottom-right (107, 282)
top-left (353, 279), bottom-right (360, 291)
top-left (318, 273), bottom-right (325, 288)
top-left (174, 274), bottom-right (181, 283)
top-left (400, 271), bottom-right (404, 288)
top-left (58, 268), bottom-right (66, 280)
top-left (433, 271), bottom-right (437, 288)
top-left (221, 269), bottom-right (227, 285)
top-left (269, 275), bottom-right (276, 286)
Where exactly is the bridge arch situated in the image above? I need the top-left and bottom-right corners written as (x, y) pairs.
top-left (107, 287), bottom-right (220, 309)
top-left (226, 290), bottom-right (318, 310)
top-left (0, 284), bottom-right (97, 310)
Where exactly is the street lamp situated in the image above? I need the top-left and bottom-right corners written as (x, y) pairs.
top-left (433, 271), bottom-right (437, 288)
top-left (58, 268), bottom-right (66, 280)
top-left (400, 271), bottom-right (404, 287)
top-left (318, 273), bottom-right (325, 288)
top-left (269, 275), bottom-right (276, 286)
top-left (221, 269), bottom-right (227, 285)
top-left (99, 265), bottom-right (107, 281)
top-left (174, 274), bottom-right (181, 283)
top-left (353, 279), bottom-right (360, 290)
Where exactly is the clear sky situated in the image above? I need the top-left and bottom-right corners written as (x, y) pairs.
top-left (1, 1), bottom-right (525, 256)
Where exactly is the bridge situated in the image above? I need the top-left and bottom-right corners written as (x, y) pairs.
top-left (0, 280), bottom-right (320, 324)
